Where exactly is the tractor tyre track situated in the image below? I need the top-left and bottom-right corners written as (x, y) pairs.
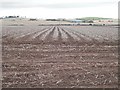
top-left (14, 28), bottom-right (50, 42)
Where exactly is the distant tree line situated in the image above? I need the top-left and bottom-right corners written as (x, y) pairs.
top-left (46, 19), bottom-right (66, 21)
top-left (5, 16), bottom-right (19, 18)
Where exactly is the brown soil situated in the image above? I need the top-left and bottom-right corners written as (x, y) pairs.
top-left (2, 26), bottom-right (118, 88)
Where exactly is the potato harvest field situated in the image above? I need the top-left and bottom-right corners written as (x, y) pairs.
top-left (2, 25), bottom-right (118, 88)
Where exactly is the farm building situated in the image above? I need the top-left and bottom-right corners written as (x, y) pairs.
top-left (69, 20), bottom-right (84, 23)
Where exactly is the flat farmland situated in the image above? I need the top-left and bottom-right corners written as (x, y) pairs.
top-left (2, 25), bottom-right (118, 88)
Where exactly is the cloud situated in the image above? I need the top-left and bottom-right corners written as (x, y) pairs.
top-left (0, 0), bottom-right (117, 9)
top-left (0, 0), bottom-right (118, 18)
top-left (40, 2), bottom-right (115, 8)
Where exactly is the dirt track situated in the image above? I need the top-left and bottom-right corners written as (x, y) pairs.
top-left (2, 26), bottom-right (118, 88)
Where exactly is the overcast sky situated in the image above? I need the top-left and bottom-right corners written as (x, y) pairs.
top-left (0, 0), bottom-right (119, 19)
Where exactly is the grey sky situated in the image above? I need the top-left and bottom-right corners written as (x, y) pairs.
top-left (0, 0), bottom-right (119, 19)
top-left (0, 1), bottom-right (115, 9)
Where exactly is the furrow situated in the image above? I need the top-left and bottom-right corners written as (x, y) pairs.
top-left (58, 28), bottom-right (68, 41)
top-left (57, 27), bottom-right (63, 41)
top-left (52, 27), bottom-right (59, 40)
top-left (44, 27), bottom-right (55, 41)
top-left (40, 27), bottom-right (54, 41)
top-left (60, 28), bottom-right (75, 42)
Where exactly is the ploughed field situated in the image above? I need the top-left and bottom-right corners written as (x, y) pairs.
top-left (2, 26), bottom-right (118, 88)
